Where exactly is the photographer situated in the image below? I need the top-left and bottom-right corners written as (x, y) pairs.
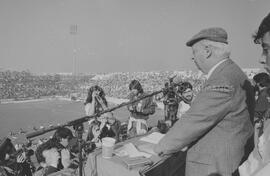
top-left (34, 139), bottom-right (75, 176)
top-left (127, 80), bottom-right (157, 137)
top-left (84, 85), bottom-right (110, 143)
top-left (0, 138), bottom-right (32, 176)
top-left (84, 85), bottom-right (108, 117)
top-left (52, 127), bottom-right (80, 169)
top-left (87, 112), bottom-right (121, 147)
top-left (176, 82), bottom-right (194, 119)
top-left (157, 81), bottom-right (194, 133)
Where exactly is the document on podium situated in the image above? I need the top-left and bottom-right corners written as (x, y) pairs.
top-left (139, 132), bottom-right (165, 144)
top-left (114, 143), bottom-right (152, 158)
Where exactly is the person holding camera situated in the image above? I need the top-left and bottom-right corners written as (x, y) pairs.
top-left (85, 85), bottom-right (121, 146)
top-left (87, 112), bottom-right (121, 146)
top-left (154, 27), bottom-right (255, 176)
top-left (127, 80), bottom-right (157, 137)
top-left (0, 137), bottom-right (33, 176)
top-left (52, 127), bottom-right (80, 170)
top-left (84, 85), bottom-right (108, 117)
top-left (34, 139), bottom-right (75, 176)
top-left (252, 73), bottom-right (270, 141)
top-left (84, 85), bottom-right (107, 142)
top-left (176, 81), bottom-right (194, 119)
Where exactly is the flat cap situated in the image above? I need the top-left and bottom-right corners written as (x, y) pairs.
top-left (186, 27), bottom-right (228, 47)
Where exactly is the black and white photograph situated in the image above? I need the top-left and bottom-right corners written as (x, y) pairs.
top-left (0, 0), bottom-right (270, 176)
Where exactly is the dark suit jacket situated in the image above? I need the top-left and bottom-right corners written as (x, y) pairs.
top-left (154, 59), bottom-right (255, 176)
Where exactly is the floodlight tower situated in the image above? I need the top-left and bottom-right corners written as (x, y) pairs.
top-left (70, 24), bottom-right (78, 76)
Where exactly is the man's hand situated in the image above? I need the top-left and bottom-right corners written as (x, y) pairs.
top-left (61, 149), bottom-right (71, 168)
top-left (128, 105), bottom-right (134, 111)
top-left (92, 91), bottom-right (99, 99)
top-left (16, 153), bottom-right (26, 163)
top-left (136, 103), bottom-right (143, 112)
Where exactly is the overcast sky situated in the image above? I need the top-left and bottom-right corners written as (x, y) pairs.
top-left (0, 0), bottom-right (269, 74)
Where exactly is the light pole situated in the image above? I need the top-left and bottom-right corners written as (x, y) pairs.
top-left (70, 24), bottom-right (78, 77)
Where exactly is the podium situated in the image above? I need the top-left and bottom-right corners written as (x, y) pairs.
top-left (84, 134), bottom-right (186, 176)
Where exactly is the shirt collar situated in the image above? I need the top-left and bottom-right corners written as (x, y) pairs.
top-left (206, 59), bottom-right (228, 79)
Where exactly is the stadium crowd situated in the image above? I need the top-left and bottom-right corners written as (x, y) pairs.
top-left (0, 69), bottom-right (208, 101)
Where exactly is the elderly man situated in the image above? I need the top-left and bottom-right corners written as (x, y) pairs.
top-left (154, 27), bottom-right (255, 176)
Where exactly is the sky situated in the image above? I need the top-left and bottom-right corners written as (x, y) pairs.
top-left (0, 0), bottom-right (269, 74)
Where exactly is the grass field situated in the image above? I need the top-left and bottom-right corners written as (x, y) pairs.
top-left (0, 99), bottom-right (164, 140)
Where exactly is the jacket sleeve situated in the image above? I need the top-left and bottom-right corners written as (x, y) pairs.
top-left (154, 81), bottom-right (234, 155)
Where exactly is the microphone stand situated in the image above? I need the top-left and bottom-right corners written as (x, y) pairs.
top-left (73, 123), bottom-right (84, 176)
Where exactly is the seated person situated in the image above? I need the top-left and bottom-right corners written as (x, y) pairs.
top-left (53, 127), bottom-right (74, 147)
top-left (86, 112), bottom-right (121, 147)
top-left (127, 80), bottom-right (157, 137)
top-left (52, 128), bottom-right (78, 169)
top-left (0, 137), bottom-right (32, 176)
top-left (34, 139), bottom-right (71, 176)
top-left (100, 112), bottom-right (121, 142)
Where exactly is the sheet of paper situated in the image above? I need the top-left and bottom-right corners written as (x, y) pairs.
top-left (137, 143), bottom-right (156, 155)
top-left (139, 132), bottom-right (165, 144)
top-left (114, 143), bottom-right (151, 158)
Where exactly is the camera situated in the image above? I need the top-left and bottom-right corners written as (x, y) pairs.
top-left (158, 76), bottom-right (188, 133)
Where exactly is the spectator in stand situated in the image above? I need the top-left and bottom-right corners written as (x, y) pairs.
top-left (127, 80), bottom-right (157, 137)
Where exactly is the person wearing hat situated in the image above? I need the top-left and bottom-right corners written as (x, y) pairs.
top-left (154, 27), bottom-right (255, 176)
